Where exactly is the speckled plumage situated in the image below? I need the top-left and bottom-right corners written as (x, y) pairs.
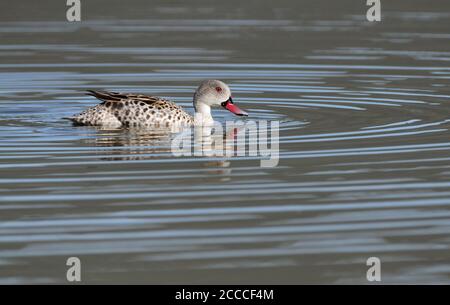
top-left (66, 80), bottom-right (248, 128)
top-left (67, 90), bottom-right (194, 128)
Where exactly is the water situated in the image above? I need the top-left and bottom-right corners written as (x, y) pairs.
top-left (1, 0), bottom-right (450, 284)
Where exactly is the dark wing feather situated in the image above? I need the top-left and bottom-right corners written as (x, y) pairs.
top-left (86, 90), bottom-right (161, 104)
top-left (86, 90), bottom-right (122, 102)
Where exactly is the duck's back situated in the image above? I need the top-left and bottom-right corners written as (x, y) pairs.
top-left (67, 90), bottom-right (193, 128)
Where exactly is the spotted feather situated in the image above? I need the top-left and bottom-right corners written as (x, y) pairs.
top-left (66, 90), bottom-right (193, 128)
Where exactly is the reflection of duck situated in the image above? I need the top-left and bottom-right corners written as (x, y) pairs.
top-left (90, 124), bottom-right (242, 160)
top-left (86, 126), bottom-right (241, 180)
top-left (65, 80), bottom-right (248, 128)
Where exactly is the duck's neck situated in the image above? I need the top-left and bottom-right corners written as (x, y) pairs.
top-left (194, 102), bottom-right (214, 125)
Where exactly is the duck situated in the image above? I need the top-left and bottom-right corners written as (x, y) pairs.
top-left (65, 80), bottom-right (248, 128)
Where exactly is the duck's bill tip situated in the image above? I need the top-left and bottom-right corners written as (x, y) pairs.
top-left (235, 112), bottom-right (248, 117)
top-left (223, 101), bottom-right (248, 117)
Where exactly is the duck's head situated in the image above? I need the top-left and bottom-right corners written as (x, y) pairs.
top-left (193, 80), bottom-right (248, 117)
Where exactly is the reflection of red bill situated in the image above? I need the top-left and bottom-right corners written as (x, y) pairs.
top-left (221, 98), bottom-right (248, 116)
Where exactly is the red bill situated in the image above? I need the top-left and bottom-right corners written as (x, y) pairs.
top-left (221, 97), bottom-right (248, 116)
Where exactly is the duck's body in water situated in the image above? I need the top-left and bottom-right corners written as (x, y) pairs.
top-left (65, 80), bottom-right (248, 128)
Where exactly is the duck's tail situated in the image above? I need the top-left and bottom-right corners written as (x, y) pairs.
top-left (62, 117), bottom-right (85, 126)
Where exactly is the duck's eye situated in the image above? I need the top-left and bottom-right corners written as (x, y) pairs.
top-left (221, 101), bottom-right (227, 107)
top-left (215, 87), bottom-right (223, 93)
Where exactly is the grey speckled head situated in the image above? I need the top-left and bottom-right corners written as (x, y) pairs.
top-left (193, 80), bottom-right (248, 119)
top-left (193, 80), bottom-right (231, 109)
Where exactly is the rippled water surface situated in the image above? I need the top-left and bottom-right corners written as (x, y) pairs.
top-left (1, 0), bottom-right (450, 284)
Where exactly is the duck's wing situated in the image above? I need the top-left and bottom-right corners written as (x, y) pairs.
top-left (86, 90), bottom-right (161, 104)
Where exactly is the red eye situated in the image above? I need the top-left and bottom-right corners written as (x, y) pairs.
top-left (215, 87), bottom-right (222, 92)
